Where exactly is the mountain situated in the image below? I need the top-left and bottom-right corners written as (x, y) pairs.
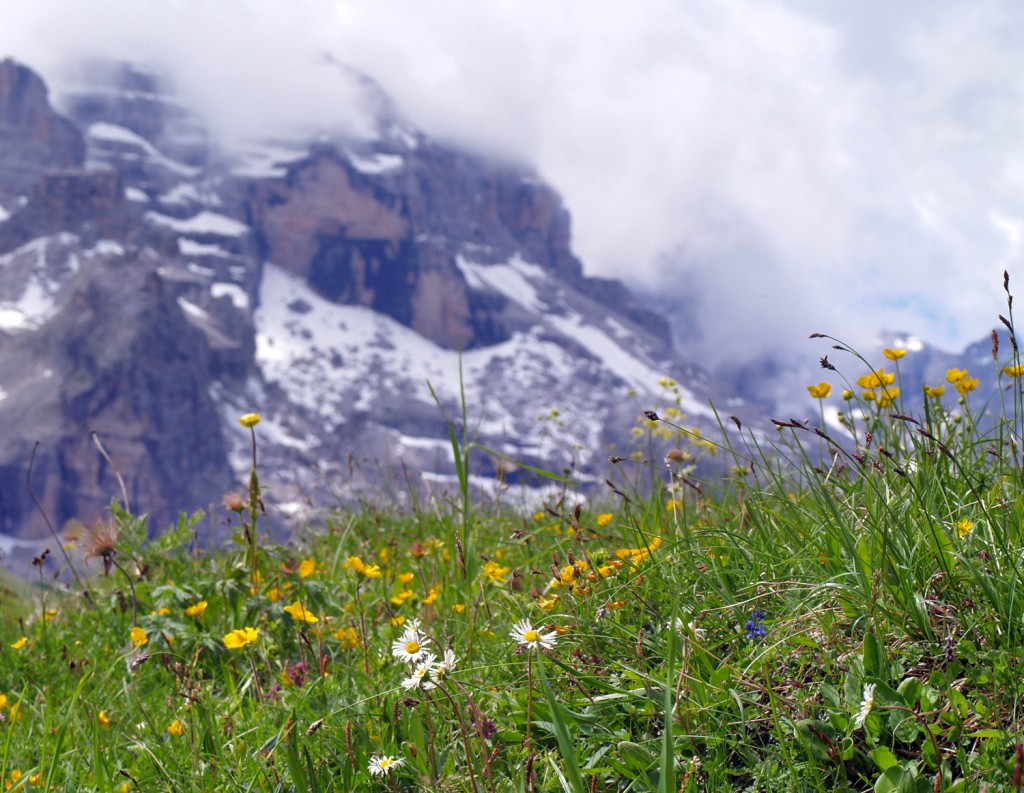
top-left (0, 58), bottom-right (730, 545)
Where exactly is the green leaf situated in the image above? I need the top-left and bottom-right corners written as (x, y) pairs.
top-left (863, 632), bottom-right (885, 678)
top-left (871, 746), bottom-right (899, 771)
top-left (536, 656), bottom-right (587, 793)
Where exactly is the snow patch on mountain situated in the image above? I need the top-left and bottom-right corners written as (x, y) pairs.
top-left (145, 210), bottom-right (249, 238)
top-left (87, 122), bottom-right (199, 177)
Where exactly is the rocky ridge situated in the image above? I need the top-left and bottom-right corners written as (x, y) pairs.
top-left (0, 58), bottom-right (720, 548)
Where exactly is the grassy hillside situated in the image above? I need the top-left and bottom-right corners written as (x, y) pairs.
top-left (5, 286), bottom-right (1024, 791)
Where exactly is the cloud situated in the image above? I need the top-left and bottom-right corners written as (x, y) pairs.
top-left (0, 0), bottom-right (1021, 363)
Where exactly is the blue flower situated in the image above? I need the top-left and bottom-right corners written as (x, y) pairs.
top-left (745, 610), bottom-right (767, 641)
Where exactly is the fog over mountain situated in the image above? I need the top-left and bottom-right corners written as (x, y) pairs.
top-left (0, 0), bottom-right (1021, 368)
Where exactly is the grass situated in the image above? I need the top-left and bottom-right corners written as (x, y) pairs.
top-left (5, 281), bottom-right (1024, 791)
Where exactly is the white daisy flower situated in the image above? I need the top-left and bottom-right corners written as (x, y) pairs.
top-left (391, 629), bottom-right (431, 662)
top-left (510, 619), bottom-right (557, 652)
top-left (401, 653), bottom-right (437, 690)
top-left (368, 754), bottom-right (405, 777)
top-left (426, 648), bottom-right (458, 689)
top-left (853, 683), bottom-right (876, 729)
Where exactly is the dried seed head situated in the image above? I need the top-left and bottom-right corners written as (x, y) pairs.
top-left (992, 329), bottom-right (999, 361)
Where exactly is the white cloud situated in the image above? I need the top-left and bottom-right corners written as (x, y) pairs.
top-left (0, 0), bottom-right (1022, 362)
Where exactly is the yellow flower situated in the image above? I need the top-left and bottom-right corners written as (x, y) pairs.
top-left (945, 368), bottom-right (967, 383)
top-left (167, 719), bottom-right (184, 736)
top-left (482, 560), bottom-right (510, 583)
top-left (130, 626), bottom-right (147, 647)
top-left (956, 518), bottom-right (975, 538)
top-left (10, 637), bottom-right (27, 650)
top-left (362, 564), bottom-right (383, 579)
top-left (333, 626), bottom-right (360, 650)
top-left (862, 391), bottom-right (876, 401)
top-left (397, 572), bottom-right (415, 584)
top-left (298, 558), bottom-right (317, 578)
top-left (806, 382), bottom-right (831, 399)
top-left (883, 348), bottom-right (907, 360)
top-left (239, 413), bottom-right (261, 428)
top-left (43, 608), bottom-right (57, 622)
top-left (266, 587), bottom-right (284, 603)
top-left (596, 513), bottom-right (613, 527)
top-left (7, 770), bottom-right (20, 786)
top-left (185, 600), bottom-right (208, 618)
top-left (1003, 363), bottom-right (1024, 378)
top-left (856, 368), bottom-right (893, 388)
top-left (452, 603), bottom-right (465, 614)
top-left (537, 595), bottom-right (560, 611)
top-left (842, 389), bottom-right (854, 400)
top-left (532, 511), bottom-right (546, 522)
top-left (390, 616), bottom-right (406, 627)
top-left (876, 387), bottom-right (900, 409)
top-left (422, 586), bottom-right (440, 605)
top-left (28, 773), bottom-right (41, 786)
top-left (223, 626), bottom-right (260, 649)
top-left (283, 602), bottom-right (318, 624)
top-left (924, 385), bottom-right (945, 398)
top-left (0, 694), bottom-right (7, 710)
top-left (954, 376), bottom-right (979, 396)
top-left (98, 710), bottom-right (112, 728)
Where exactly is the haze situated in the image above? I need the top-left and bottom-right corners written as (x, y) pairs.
top-left (1, 0), bottom-right (1021, 365)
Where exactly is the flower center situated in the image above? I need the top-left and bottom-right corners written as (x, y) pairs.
top-left (380, 758), bottom-right (392, 769)
top-left (523, 630), bottom-right (540, 643)
top-left (405, 640), bottom-right (420, 654)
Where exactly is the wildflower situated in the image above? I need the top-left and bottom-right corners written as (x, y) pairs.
top-left (422, 585), bottom-right (440, 605)
top-left (223, 626), bottom-right (259, 650)
top-left (283, 602), bottom-right (319, 624)
top-left (10, 637), bottom-right (26, 650)
top-left (452, 603), bottom-right (465, 614)
top-left (7, 770), bottom-right (20, 787)
top-left (806, 382), bottom-right (831, 399)
top-left (745, 610), bottom-right (766, 641)
top-left (956, 518), bottom-right (975, 538)
top-left (390, 615), bottom-right (406, 627)
top-left (185, 600), bottom-right (208, 618)
top-left (334, 626), bottom-right (360, 650)
top-left (266, 587), bottom-right (284, 603)
top-left (427, 649), bottom-right (458, 688)
top-left (363, 564), bottom-right (383, 578)
top-left (876, 387), bottom-right (900, 409)
top-left (397, 572), bottom-right (415, 584)
top-left (533, 511), bottom-right (546, 522)
top-left (862, 391), bottom-right (876, 401)
top-left (883, 348), bottom-right (906, 360)
top-left (43, 608), bottom-right (57, 622)
top-left (1003, 363), bottom-right (1024, 378)
top-left (946, 368), bottom-right (967, 383)
top-left (28, 774), bottom-right (41, 786)
top-left (954, 376), bottom-right (979, 396)
top-left (390, 588), bottom-right (415, 606)
top-left (856, 368), bottom-right (894, 389)
top-left (368, 754), bottom-right (404, 777)
top-left (0, 694), bottom-right (7, 709)
top-left (842, 389), bottom-right (854, 400)
top-left (924, 385), bottom-right (945, 398)
top-left (298, 558), bottom-right (316, 578)
top-left (239, 413), bottom-right (261, 428)
top-left (391, 628), bottom-right (430, 662)
top-left (167, 719), bottom-right (185, 736)
top-left (596, 513), bottom-right (614, 527)
top-left (401, 653), bottom-right (437, 690)
top-left (482, 559), bottom-right (510, 582)
top-left (130, 627), bottom-right (147, 647)
top-left (854, 683), bottom-right (876, 729)
top-left (98, 710), bottom-right (112, 727)
top-left (155, 607), bottom-right (171, 616)
top-left (510, 619), bottom-right (557, 652)
top-left (537, 594), bottom-right (560, 611)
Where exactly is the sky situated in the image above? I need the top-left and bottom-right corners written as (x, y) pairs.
top-left (0, 0), bottom-right (1022, 366)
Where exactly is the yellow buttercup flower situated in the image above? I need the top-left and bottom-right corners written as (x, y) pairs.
top-left (333, 626), bottom-right (360, 650)
top-left (167, 719), bottom-right (184, 736)
top-left (1003, 363), bottom-right (1024, 377)
top-left (10, 637), bottom-right (26, 650)
top-left (842, 389), bottom-right (854, 400)
top-left (856, 368), bottom-right (894, 389)
top-left (239, 413), bottom-right (261, 428)
top-left (482, 560), bottom-right (510, 583)
top-left (954, 376), bottom-right (979, 396)
top-left (223, 626), bottom-right (260, 649)
top-left (397, 572), bottom-right (415, 584)
top-left (130, 626), bottom-right (147, 647)
top-left (283, 602), bottom-right (319, 624)
top-left (883, 348), bottom-right (907, 360)
top-left (924, 385), bottom-right (945, 398)
top-left (98, 710), bottom-right (112, 728)
top-left (185, 600), bottom-right (208, 618)
top-left (298, 558), bottom-right (317, 578)
top-left (422, 585), bottom-right (440, 605)
top-left (945, 368), bottom-right (967, 383)
top-left (955, 519), bottom-right (975, 538)
top-left (596, 513), bottom-right (613, 527)
top-left (452, 603), bottom-right (465, 614)
top-left (806, 383), bottom-right (831, 399)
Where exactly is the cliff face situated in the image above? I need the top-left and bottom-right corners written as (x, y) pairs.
top-left (0, 58), bottom-right (715, 544)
